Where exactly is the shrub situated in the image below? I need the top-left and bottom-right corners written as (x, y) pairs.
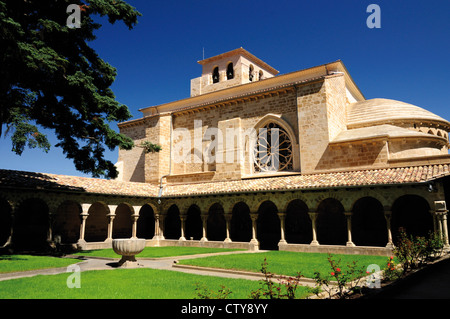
top-left (249, 258), bottom-right (304, 299)
top-left (382, 256), bottom-right (402, 282)
top-left (310, 254), bottom-right (366, 299)
top-left (393, 229), bottom-right (444, 273)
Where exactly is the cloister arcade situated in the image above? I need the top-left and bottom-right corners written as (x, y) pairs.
top-left (1, 182), bottom-right (449, 256)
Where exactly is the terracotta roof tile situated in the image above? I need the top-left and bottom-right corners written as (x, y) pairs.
top-left (0, 165), bottom-right (449, 198)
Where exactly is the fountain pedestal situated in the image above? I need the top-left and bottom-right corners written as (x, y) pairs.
top-left (112, 238), bottom-right (146, 268)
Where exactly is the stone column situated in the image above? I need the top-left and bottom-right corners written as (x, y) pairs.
top-left (159, 214), bottom-right (166, 240)
top-left (131, 206), bottom-right (141, 239)
top-left (179, 214), bottom-right (186, 241)
top-left (105, 205), bottom-right (117, 243)
top-left (201, 214), bottom-right (208, 242)
top-left (384, 209), bottom-right (394, 248)
top-left (308, 211), bottom-right (319, 246)
top-left (77, 203), bottom-right (90, 249)
top-left (153, 213), bottom-right (160, 240)
top-left (442, 212), bottom-right (450, 249)
top-left (2, 202), bottom-right (15, 248)
top-left (224, 213), bottom-right (232, 243)
top-left (250, 213), bottom-right (259, 250)
top-left (345, 212), bottom-right (355, 247)
top-left (278, 213), bottom-right (287, 245)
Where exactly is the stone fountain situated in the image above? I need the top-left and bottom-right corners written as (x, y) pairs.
top-left (112, 238), bottom-right (146, 268)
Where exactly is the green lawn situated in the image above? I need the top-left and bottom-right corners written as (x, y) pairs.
top-left (178, 251), bottom-right (390, 279)
top-left (0, 255), bottom-right (80, 274)
top-left (73, 246), bottom-right (245, 258)
top-left (0, 268), bottom-right (311, 299)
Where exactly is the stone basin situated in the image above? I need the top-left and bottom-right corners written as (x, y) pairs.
top-left (112, 238), bottom-right (146, 268)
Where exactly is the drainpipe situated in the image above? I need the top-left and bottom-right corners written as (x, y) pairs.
top-left (158, 113), bottom-right (173, 202)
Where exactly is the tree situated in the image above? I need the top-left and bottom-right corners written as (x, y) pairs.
top-left (0, 0), bottom-right (142, 178)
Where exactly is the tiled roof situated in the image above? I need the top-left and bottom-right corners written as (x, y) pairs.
top-left (1, 165), bottom-right (449, 198)
top-left (162, 165), bottom-right (450, 196)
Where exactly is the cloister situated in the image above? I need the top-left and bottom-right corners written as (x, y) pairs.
top-left (1, 168), bottom-right (449, 256)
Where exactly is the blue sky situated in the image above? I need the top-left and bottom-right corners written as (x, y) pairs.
top-left (1, 0), bottom-right (449, 177)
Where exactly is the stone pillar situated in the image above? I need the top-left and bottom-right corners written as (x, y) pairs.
top-left (250, 213), bottom-right (259, 250)
top-left (179, 214), bottom-right (186, 241)
top-left (278, 213), bottom-right (287, 245)
top-left (384, 209), bottom-right (394, 248)
top-left (345, 212), bottom-right (355, 247)
top-left (224, 213), bottom-right (232, 243)
top-left (201, 214), bottom-right (208, 242)
top-left (442, 212), bottom-right (450, 249)
top-left (77, 203), bottom-right (90, 248)
top-left (153, 213), bottom-right (160, 240)
top-left (2, 202), bottom-right (15, 248)
top-left (105, 205), bottom-right (117, 243)
top-left (434, 201), bottom-right (450, 249)
top-left (159, 214), bottom-right (166, 240)
top-left (131, 206), bottom-right (141, 239)
top-left (308, 211), bottom-right (319, 246)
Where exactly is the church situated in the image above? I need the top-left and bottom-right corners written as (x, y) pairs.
top-left (1, 48), bottom-right (450, 255)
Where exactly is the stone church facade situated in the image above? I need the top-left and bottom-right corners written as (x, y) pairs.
top-left (1, 48), bottom-right (450, 255)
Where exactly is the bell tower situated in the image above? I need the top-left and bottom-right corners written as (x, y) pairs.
top-left (190, 48), bottom-right (279, 97)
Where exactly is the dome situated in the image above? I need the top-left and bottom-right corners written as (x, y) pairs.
top-left (347, 98), bottom-right (450, 129)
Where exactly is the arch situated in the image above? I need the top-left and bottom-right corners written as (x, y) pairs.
top-left (391, 194), bottom-right (433, 243)
top-left (258, 70), bottom-right (264, 81)
top-left (53, 200), bottom-right (81, 244)
top-left (351, 197), bottom-right (387, 247)
top-left (85, 202), bottom-right (109, 242)
top-left (207, 203), bottom-right (226, 241)
top-left (257, 201), bottom-right (280, 250)
top-left (249, 64), bottom-right (254, 81)
top-left (285, 199), bottom-right (312, 244)
top-left (185, 204), bottom-right (202, 240)
top-left (164, 204), bottom-right (181, 240)
top-left (226, 62), bottom-right (234, 80)
top-left (0, 198), bottom-right (12, 247)
top-left (316, 198), bottom-right (347, 245)
top-left (13, 198), bottom-right (49, 250)
top-left (212, 66), bottom-right (219, 83)
top-left (230, 202), bottom-right (252, 242)
top-left (137, 204), bottom-right (155, 239)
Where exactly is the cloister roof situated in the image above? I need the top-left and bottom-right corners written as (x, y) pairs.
top-left (1, 165), bottom-right (449, 198)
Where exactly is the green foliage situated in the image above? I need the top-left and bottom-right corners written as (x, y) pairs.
top-left (194, 283), bottom-right (232, 299)
top-left (249, 257), bottom-right (304, 299)
top-left (0, 0), bottom-right (142, 178)
top-left (140, 141), bottom-right (162, 153)
top-left (310, 254), bottom-right (366, 299)
top-left (382, 256), bottom-right (402, 282)
top-left (393, 229), bottom-right (444, 273)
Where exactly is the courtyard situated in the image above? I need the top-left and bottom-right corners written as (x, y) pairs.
top-left (0, 246), bottom-right (390, 299)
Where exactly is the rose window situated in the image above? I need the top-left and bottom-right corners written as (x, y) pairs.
top-left (253, 123), bottom-right (293, 172)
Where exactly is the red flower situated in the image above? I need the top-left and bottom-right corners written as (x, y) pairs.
top-left (336, 268), bottom-right (341, 272)
top-left (331, 272), bottom-right (335, 276)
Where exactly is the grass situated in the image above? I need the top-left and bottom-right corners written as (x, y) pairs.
top-left (0, 255), bottom-right (80, 274)
top-left (178, 251), bottom-right (391, 279)
top-left (0, 248), bottom-right (391, 299)
top-left (0, 268), bottom-right (312, 299)
top-left (72, 246), bottom-right (245, 258)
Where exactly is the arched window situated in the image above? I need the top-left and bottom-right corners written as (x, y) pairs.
top-left (212, 66), bottom-right (219, 83)
top-left (253, 122), bottom-right (293, 173)
top-left (226, 62), bottom-right (234, 80)
top-left (249, 65), bottom-right (254, 81)
top-left (258, 70), bottom-right (264, 81)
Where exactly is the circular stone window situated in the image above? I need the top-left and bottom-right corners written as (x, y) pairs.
top-left (253, 122), bottom-right (293, 173)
